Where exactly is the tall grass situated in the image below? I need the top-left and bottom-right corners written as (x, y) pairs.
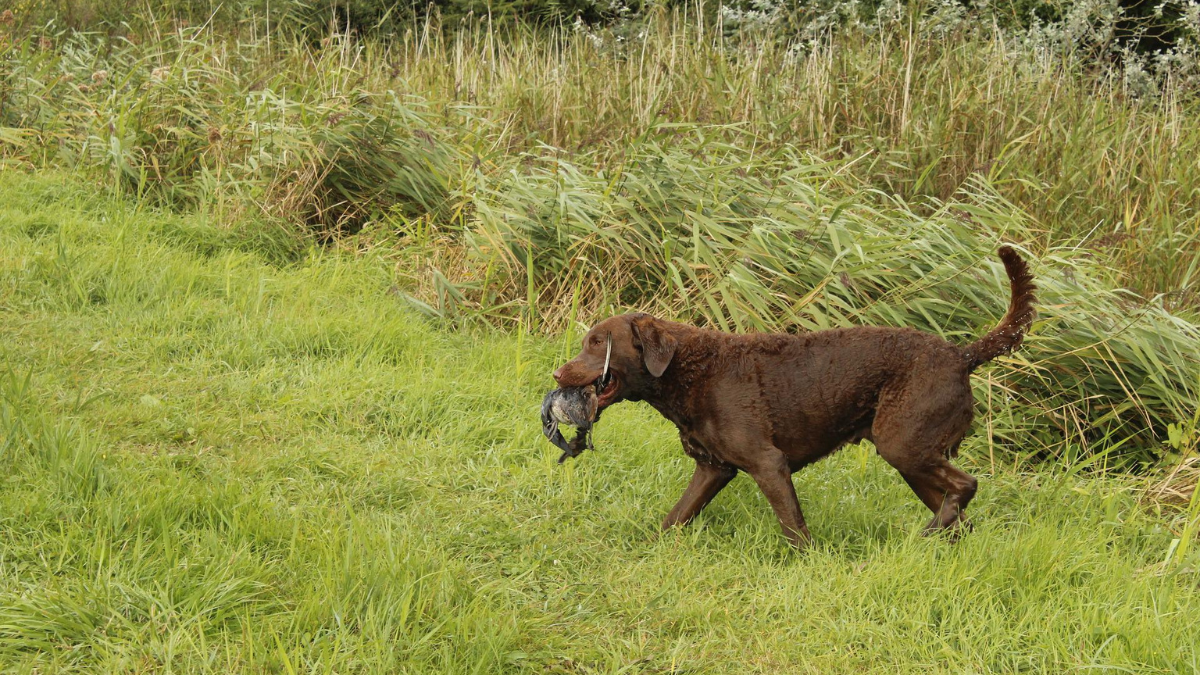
top-left (386, 15), bottom-right (1200, 301)
top-left (3, 15), bottom-right (1200, 295)
top-left (1, 15), bottom-right (1199, 463)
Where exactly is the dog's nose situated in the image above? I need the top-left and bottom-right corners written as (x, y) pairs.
top-left (552, 365), bottom-right (568, 386)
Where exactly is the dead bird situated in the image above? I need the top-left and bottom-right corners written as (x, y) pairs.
top-left (541, 332), bottom-right (613, 463)
top-left (540, 385), bottom-right (600, 463)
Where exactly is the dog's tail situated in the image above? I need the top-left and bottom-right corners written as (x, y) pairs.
top-left (963, 246), bottom-right (1036, 371)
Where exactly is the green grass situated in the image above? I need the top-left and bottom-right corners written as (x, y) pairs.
top-left (3, 170), bottom-right (1200, 673)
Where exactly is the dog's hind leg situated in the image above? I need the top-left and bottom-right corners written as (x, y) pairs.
top-left (896, 461), bottom-right (978, 534)
top-left (898, 471), bottom-right (946, 515)
top-left (662, 461), bottom-right (737, 531)
top-left (880, 444), bottom-right (977, 535)
top-left (873, 375), bottom-right (978, 535)
top-left (920, 462), bottom-right (978, 533)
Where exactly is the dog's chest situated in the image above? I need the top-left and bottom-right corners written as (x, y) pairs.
top-left (679, 431), bottom-right (717, 463)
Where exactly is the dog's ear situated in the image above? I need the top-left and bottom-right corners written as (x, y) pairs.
top-left (631, 314), bottom-right (677, 377)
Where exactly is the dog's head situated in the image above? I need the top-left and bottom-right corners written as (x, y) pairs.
top-left (551, 313), bottom-right (677, 413)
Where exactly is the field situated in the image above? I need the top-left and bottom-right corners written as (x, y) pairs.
top-left (2, 171), bottom-right (1199, 673)
top-left (3, 4), bottom-right (1200, 672)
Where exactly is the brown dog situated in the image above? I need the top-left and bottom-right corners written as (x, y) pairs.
top-left (551, 247), bottom-right (1035, 548)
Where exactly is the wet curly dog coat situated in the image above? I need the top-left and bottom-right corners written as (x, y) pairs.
top-left (551, 247), bottom-right (1036, 548)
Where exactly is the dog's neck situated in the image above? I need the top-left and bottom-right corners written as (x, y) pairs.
top-left (636, 327), bottom-right (716, 428)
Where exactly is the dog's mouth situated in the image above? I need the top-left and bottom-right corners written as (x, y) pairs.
top-left (593, 371), bottom-right (620, 409)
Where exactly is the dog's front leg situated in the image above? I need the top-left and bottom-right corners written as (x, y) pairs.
top-left (662, 461), bottom-right (737, 531)
top-left (746, 449), bottom-right (812, 549)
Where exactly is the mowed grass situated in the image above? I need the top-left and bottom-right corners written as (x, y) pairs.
top-left (1, 170), bottom-right (1198, 674)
